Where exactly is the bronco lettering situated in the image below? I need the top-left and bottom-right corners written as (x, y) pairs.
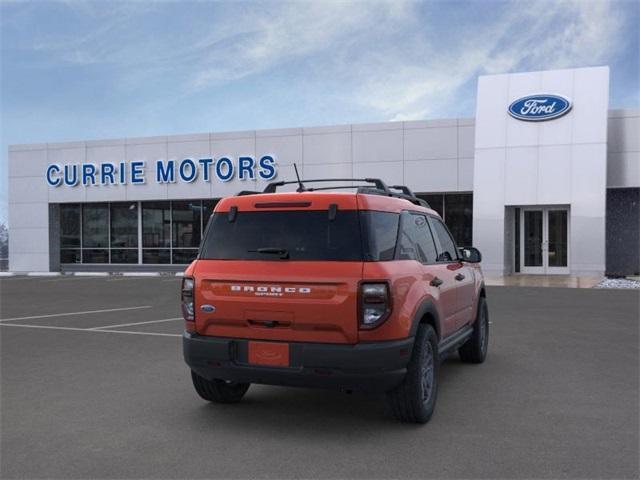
top-left (230, 285), bottom-right (311, 294)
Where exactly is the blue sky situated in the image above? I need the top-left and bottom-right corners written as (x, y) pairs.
top-left (1, 0), bottom-right (638, 225)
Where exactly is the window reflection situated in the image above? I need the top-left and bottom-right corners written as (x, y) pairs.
top-left (55, 198), bottom-right (229, 265)
top-left (142, 202), bottom-right (171, 248)
top-left (60, 204), bottom-right (81, 248)
top-left (82, 204), bottom-right (109, 248)
top-left (111, 203), bottom-right (138, 248)
top-left (445, 194), bottom-right (473, 247)
top-left (143, 249), bottom-right (170, 264)
top-left (111, 249), bottom-right (138, 264)
top-left (417, 193), bottom-right (473, 247)
top-left (172, 201), bottom-right (202, 248)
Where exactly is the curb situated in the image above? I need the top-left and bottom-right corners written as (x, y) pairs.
top-left (120, 272), bottom-right (162, 277)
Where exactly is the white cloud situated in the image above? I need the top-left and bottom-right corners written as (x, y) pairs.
top-left (350, 0), bottom-right (626, 121)
top-left (189, 1), bottom-right (414, 90)
top-left (7, 0), bottom-right (630, 121)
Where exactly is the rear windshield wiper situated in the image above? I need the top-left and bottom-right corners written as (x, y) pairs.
top-left (248, 247), bottom-right (290, 259)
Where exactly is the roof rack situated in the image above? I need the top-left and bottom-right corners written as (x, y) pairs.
top-left (263, 178), bottom-right (387, 193)
top-left (236, 190), bottom-right (261, 196)
top-left (260, 178), bottom-right (431, 208)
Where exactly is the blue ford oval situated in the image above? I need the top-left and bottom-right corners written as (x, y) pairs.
top-left (508, 94), bottom-right (572, 121)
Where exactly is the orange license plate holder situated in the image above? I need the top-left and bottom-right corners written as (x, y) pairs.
top-left (248, 341), bottom-right (290, 367)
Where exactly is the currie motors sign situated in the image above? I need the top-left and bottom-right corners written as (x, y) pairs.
top-left (45, 155), bottom-right (277, 187)
top-left (508, 94), bottom-right (572, 121)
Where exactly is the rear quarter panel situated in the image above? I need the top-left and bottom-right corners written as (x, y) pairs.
top-left (359, 260), bottom-right (442, 342)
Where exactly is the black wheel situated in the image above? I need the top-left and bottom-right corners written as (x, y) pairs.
top-left (459, 296), bottom-right (489, 363)
top-left (191, 371), bottom-right (250, 404)
top-left (386, 324), bottom-right (439, 424)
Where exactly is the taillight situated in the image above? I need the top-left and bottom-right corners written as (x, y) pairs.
top-left (359, 282), bottom-right (391, 329)
top-left (182, 277), bottom-right (195, 322)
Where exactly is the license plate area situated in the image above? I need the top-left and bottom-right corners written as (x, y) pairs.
top-left (248, 341), bottom-right (290, 367)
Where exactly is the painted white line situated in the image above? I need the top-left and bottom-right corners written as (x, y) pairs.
top-left (0, 276), bottom-right (40, 281)
top-left (42, 276), bottom-right (110, 283)
top-left (0, 323), bottom-right (180, 337)
top-left (106, 277), bottom-right (160, 282)
top-left (0, 306), bottom-right (152, 322)
top-left (90, 317), bottom-right (182, 330)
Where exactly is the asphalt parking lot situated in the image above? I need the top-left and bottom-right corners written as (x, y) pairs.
top-left (0, 276), bottom-right (638, 479)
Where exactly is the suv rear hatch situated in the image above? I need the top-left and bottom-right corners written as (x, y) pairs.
top-left (193, 193), bottom-right (364, 344)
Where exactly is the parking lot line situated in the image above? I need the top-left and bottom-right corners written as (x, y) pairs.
top-left (0, 306), bottom-right (152, 322)
top-left (41, 276), bottom-right (111, 283)
top-left (0, 276), bottom-right (46, 282)
top-left (106, 277), bottom-right (163, 282)
top-left (90, 317), bottom-right (182, 330)
top-left (0, 323), bottom-right (180, 337)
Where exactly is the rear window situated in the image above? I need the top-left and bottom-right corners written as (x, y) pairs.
top-left (200, 210), bottom-right (363, 261)
top-left (200, 210), bottom-right (400, 262)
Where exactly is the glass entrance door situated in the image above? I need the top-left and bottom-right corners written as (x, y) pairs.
top-left (519, 207), bottom-right (569, 274)
top-left (522, 210), bottom-right (545, 274)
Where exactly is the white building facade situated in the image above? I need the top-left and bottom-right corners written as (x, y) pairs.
top-left (7, 66), bottom-right (640, 276)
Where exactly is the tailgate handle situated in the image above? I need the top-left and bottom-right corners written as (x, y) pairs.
top-left (248, 319), bottom-right (291, 329)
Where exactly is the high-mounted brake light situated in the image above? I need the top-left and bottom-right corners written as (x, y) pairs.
top-left (359, 282), bottom-right (392, 329)
top-left (182, 277), bottom-right (195, 323)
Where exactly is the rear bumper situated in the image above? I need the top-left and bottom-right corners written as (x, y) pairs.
top-left (183, 332), bottom-right (414, 393)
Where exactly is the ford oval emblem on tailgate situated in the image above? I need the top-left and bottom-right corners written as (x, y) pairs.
top-left (200, 304), bottom-right (215, 313)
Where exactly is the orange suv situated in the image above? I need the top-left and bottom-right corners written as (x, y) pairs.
top-left (182, 178), bottom-right (488, 423)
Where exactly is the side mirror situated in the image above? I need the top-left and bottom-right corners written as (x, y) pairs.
top-left (459, 247), bottom-right (482, 263)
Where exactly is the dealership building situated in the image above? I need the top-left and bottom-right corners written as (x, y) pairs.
top-left (7, 66), bottom-right (640, 276)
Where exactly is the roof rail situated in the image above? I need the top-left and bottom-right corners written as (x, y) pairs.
top-left (262, 177), bottom-right (431, 209)
top-left (389, 185), bottom-right (416, 196)
top-left (263, 178), bottom-right (389, 193)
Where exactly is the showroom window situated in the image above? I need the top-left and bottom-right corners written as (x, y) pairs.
top-left (111, 203), bottom-right (138, 264)
top-left (60, 204), bottom-right (81, 263)
top-left (59, 199), bottom-right (219, 265)
top-left (142, 201), bottom-right (171, 264)
top-left (171, 201), bottom-right (202, 264)
top-left (82, 203), bottom-right (109, 263)
top-left (417, 193), bottom-right (473, 247)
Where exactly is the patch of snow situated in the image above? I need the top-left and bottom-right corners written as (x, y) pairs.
top-left (593, 278), bottom-right (640, 289)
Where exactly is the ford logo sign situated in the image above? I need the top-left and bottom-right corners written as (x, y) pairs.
top-left (508, 94), bottom-right (572, 121)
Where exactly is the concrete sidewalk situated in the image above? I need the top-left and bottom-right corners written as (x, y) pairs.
top-left (485, 275), bottom-right (602, 288)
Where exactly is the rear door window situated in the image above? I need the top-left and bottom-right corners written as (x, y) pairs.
top-left (200, 210), bottom-right (363, 261)
top-left (428, 217), bottom-right (459, 262)
top-left (397, 212), bottom-right (438, 263)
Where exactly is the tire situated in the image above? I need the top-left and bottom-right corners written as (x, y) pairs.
top-left (459, 296), bottom-right (489, 364)
top-left (191, 371), bottom-right (250, 404)
top-left (386, 324), bottom-right (439, 424)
